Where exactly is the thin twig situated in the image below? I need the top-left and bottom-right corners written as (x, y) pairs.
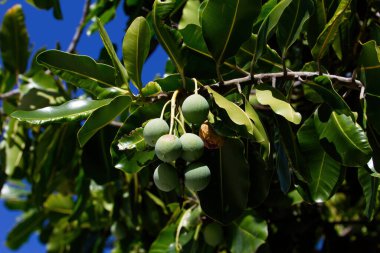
top-left (67, 0), bottom-right (91, 53)
top-left (219, 71), bottom-right (363, 88)
top-left (0, 89), bottom-right (20, 99)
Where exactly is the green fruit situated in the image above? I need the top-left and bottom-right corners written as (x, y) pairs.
top-left (153, 163), bottom-right (178, 192)
top-left (184, 162), bottom-right (210, 191)
top-left (155, 134), bottom-right (182, 162)
top-left (180, 133), bottom-right (204, 162)
top-left (182, 94), bottom-right (209, 125)
top-left (143, 118), bottom-right (169, 147)
top-left (203, 222), bottom-right (223, 247)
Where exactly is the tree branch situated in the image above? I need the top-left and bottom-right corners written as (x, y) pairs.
top-left (0, 89), bottom-right (20, 99)
top-left (67, 0), bottom-right (91, 53)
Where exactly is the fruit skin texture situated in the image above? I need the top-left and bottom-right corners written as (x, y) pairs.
top-left (182, 94), bottom-right (209, 125)
top-left (153, 163), bottom-right (178, 192)
top-left (180, 133), bottom-right (204, 162)
top-left (184, 162), bottom-right (211, 191)
top-left (155, 134), bottom-right (182, 162)
top-left (143, 118), bottom-right (169, 147)
top-left (203, 222), bottom-right (223, 247)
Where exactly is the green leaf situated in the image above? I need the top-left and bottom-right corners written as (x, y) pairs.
top-left (229, 211), bottom-right (268, 253)
top-left (311, 0), bottom-right (352, 61)
top-left (358, 167), bottom-right (379, 220)
top-left (297, 115), bottom-right (342, 202)
top-left (141, 81), bottom-right (162, 97)
top-left (26, 0), bottom-right (63, 19)
top-left (253, 0), bottom-right (292, 65)
top-left (96, 18), bottom-right (129, 88)
top-left (149, 224), bottom-right (177, 253)
top-left (6, 210), bottom-right (46, 250)
top-left (11, 99), bottom-right (114, 124)
top-left (198, 138), bottom-right (250, 224)
top-left (118, 127), bottom-right (146, 151)
top-left (201, 0), bottom-right (261, 69)
top-left (256, 85), bottom-right (301, 125)
top-left (178, 0), bottom-right (200, 30)
top-left (122, 16), bottom-right (151, 91)
top-left (116, 150), bottom-right (155, 174)
top-left (277, 0), bottom-right (314, 58)
top-left (307, 0), bottom-right (327, 47)
top-left (37, 50), bottom-right (125, 98)
top-left (314, 108), bottom-right (372, 167)
top-left (43, 193), bottom-right (74, 214)
top-left (2, 119), bottom-right (25, 176)
top-left (0, 4), bottom-right (29, 74)
top-left (77, 96), bottom-right (132, 147)
top-left (207, 87), bottom-right (257, 138)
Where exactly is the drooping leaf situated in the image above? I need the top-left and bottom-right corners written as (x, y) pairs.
top-left (122, 16), bottom-right (151, 91)
top-left (297, 115), bottom-right (342, 202)
top-left (77, 96), bottom-right (132, 147)
top-left (149, 224), bottom-right (177, 253)
top-left (252, 0), bottom-right (292, 65)
top-left (11, 99), bottom-right (114, 125)
top-left (0, 4), bottom-right (29, 75)
top-left (307, 0), bottom-right (327, 47)
top-left (2, 119), bottom-right (25, 176)
top-left (198, 138), bottom-right (250, 224)
top-left (96, 18), bottom-right (129, 88)
top-left (256, 84), bottom-right (302, 124)
top-left (358, 166), bottom-right (379, 220)
top-left (314, 108), bottom-right (372, 167)
top-left (277, 0), bottom-right (314, 58)
top-left (178, 0), bottom-right (200, 30)
top-left (37, 50), bottom-right (125, 98)
top-left (201, 0), bottom-right (261, 70)
top-left (229, 211), bottom-right (268, 253)
top-left (311, 0), bottom-right (352, 61)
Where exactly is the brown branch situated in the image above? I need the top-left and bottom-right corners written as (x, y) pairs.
top-left (67, 0), bottom-right (91, 53)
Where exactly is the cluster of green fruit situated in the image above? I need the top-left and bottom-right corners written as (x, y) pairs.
top-left (143, 93), bottom-right (212, 192)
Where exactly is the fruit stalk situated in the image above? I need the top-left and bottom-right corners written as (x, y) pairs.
top-left (169, 89), bottom-right (180, 135)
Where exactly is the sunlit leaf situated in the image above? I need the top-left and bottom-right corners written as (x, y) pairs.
top-left (178, 0), bottom-right (200, 30)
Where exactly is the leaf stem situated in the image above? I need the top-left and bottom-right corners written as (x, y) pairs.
top-left (169, 90), bottom-right (180, 135)
top-left (160, 100), bottom-right (171, 119)
top-left (192, 78), bottom-right (198, 94)
top-left (174, 116), bottom-right (186, 134)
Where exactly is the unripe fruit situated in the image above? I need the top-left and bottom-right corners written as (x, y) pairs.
top-left (155, 134), bottom-right (182, 162)
top-left (143, 118), bottom-right (169, 147)
top-left (180, 133), bottom-right (204, 162)
top-left (182, 94), bottom-right (209, 125)
top-left (203, 222), bottom-right (223, 247)
top-left (184, 162), bottom-right (211, 191)
top-left (153, 163), bottom-right (178, 192)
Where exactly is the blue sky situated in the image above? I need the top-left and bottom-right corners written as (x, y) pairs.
top-left (0, 0), bottom-right (167, 252)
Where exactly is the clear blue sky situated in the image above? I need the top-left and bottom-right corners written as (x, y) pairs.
top-left (0, 0), bottom-right (167, 252)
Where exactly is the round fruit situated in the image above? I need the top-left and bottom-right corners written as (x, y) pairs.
top-left (153, 163), bottom-right (178, 192)
top-left (155, 134), bottom-right (182, 162)
top-left (143, 118), bottom-right (169, 147)
top-left (203, 222), bottom-right (223, 247)
top-left (180, 133), bottom-right (204, 162)
top-left (184, 162), bottom-right (211, 191)
top-left (182, 94), bottom-right (209, 125)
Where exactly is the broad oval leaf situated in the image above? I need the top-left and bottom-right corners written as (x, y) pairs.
top-left (37, 50), bottom-right (125, 98)
top-left (77, 95), bottom-right (132, 147)
top-left (229, 211), bottom-right (268, 253)
top-left (201, 0), bottom-right (261, 66)
top-left (198, 138), bottom-right (250, 224)
top-left (311, 0), bottom-right (352, 61)
top-left (277, 0), bottom-right (314, 58)
top-left (122, 16), bottom-right (151, 91)
top-left (11, 99), bottom-right (114, 124)
top-left (297, 115), bottom-right (342, 202)
top-left (314, 108), bottom-right (372, 167)
top-left (256, 85), bottom-right (301, 124)
top-left (178, 0), bottom-right (200, 30)
top-left (0, 4), bottom-right (29, 75)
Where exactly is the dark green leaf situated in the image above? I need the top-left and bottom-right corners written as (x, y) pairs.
top-left (277, 0), bottom-right (314, 58)
top-left (96, 18), bottom-right (129, 88)
top-left (149, 224), bottom-right (177, 253)
top-left (78, 96), bottom-right (132, 147)
top-left (201, 0), bottom-right (261, 67)
top-left (122, 16), bottom-right (151, 91)
top-left (229, 211), bottom-right (268, 253)
top-left (297, 115), bottom-right (342, 202)
top-left (358, 167), bottom-right (379, 220)
top-left (307, 0), bottom-right (327, 47)
top-left (0, 4), bottom-right (29, 74)
top-left (11, 98), bottom-right (114, 124)
top-left (198, 138), bottom-right (250, 224)
top-left (311, 0), bottom-right (352, 61)
top-left (116, 150), bottom-right (155, 174)
top-left (37, 50), bottom-right (126, 98)
top-left (314, 108), bottom-right (372, 167)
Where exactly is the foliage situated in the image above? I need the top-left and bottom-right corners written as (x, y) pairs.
top-left (1, 0), bottom-right (380, 252)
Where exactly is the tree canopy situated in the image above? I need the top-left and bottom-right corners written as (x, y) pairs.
top-left (1, 0), bottom-right (380, 252)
